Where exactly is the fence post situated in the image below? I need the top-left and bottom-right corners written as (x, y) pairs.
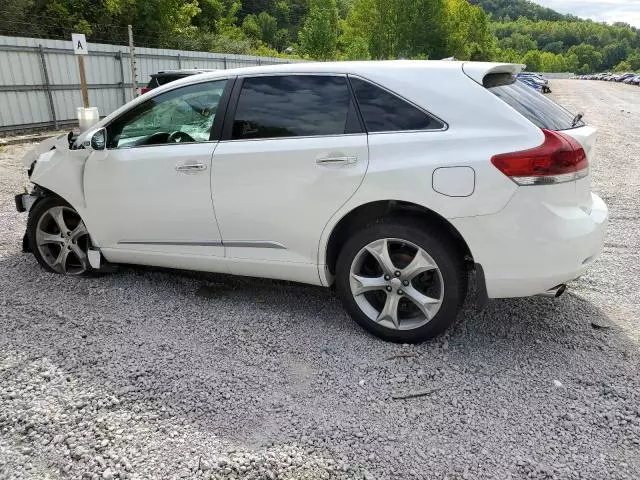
top-left (177, 53), bottom-right (182, 69)
top-left (128, 25), bottom-right (138, 97)
top-left (223, 57), bottom-right (227, 69)
top-left (38, 44), bottom-right (57, 129)
top-left (117, 51), bottom-right (127, 105)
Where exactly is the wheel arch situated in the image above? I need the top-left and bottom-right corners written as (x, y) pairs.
top-left (322, 200), bottom-right (474, 281)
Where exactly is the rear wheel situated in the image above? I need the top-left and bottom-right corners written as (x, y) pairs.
top-left (335, 220), bottom-right (467, 343)
top-left (27, 197), bottom-right (92, 276)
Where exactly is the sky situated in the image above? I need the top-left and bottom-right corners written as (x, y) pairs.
top-left (533, 0), bottom-right (640, 28)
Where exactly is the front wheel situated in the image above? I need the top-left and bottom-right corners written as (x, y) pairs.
top-left (27, 196), bottom-right (92, 275)
top-left (335, 220), bottom-right (467, 343)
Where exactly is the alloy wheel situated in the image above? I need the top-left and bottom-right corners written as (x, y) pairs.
top-left (35, 206), bottom-right (90, 275)
top-left (349, 238), bottom-right (444, 330)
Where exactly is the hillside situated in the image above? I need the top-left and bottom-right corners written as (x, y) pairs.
top-left (0, 0), bottom-right (639, 73)
top-left (469, 0), bottom-right (572, 22)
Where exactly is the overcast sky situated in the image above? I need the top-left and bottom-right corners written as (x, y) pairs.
top-left (533, 0), bottom-right (640, 27)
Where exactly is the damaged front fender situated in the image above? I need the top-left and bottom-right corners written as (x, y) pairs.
top-left (26, 135), bottom-right (92, 210)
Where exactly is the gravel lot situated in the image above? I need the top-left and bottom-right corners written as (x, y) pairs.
top-left (1, 79), bottom-right (639, 480)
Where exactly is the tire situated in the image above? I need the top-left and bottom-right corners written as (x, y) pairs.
top-left (335, 218), bottom-right (467, 343)
top-left (27, 196), bottom-right (93, 276)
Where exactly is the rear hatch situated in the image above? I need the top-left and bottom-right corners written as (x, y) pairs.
top-left (483, 72), bottom-right (595, 212)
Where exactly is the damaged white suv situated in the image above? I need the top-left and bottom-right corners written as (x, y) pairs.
top-left (16, 61), bottom-right (608, 343)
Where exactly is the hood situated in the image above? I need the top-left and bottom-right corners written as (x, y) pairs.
top-left (22, 134), bottom-right (70, 168)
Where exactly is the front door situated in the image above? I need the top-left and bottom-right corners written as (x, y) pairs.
top-left (84, 79), bottom-right (229, 264)
top-left (211, 74), bottom-right (368, 282)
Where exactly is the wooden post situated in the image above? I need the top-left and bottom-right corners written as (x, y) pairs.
top-left (77, 55), bottom-right (89, 108)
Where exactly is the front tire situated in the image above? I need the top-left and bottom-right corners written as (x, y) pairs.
top-left (335, 219), bottom-right (467, 343)
top-left (27, 196), bottom-right (92, 276)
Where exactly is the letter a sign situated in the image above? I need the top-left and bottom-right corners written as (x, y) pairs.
top-left (72, 33), bottom-right (88, 55)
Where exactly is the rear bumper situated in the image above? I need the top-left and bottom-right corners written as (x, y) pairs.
top-left (452, 192), bottom-right (608, 298)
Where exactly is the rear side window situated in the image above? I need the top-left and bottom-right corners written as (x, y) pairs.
top-left (349, 77), bottom-right (445, 132)
top-left (486, 73), bottom-right (582, 131)
top-left (231, 75), bottom-right (361, 140)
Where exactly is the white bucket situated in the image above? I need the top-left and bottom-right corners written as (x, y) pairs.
top-left (77, 107), bottom-right (100, 132)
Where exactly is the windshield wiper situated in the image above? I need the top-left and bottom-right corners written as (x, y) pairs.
top-left (572, 112), bottom-right (584, 127)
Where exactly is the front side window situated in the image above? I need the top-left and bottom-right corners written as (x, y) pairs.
top-left (107, 80), bottom-right (227, 148)
top-left (349, 77), bottom-right (445, 133)
top-left (231, 75), bottom-right (361, 140)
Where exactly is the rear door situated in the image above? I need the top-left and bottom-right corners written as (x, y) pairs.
top-left (210, 74), bottom-right (368, 281)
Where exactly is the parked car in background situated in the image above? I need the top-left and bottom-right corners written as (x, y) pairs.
top-left (575, 72), bottom-right (639, 85)
top-left (141, 69), bottom-right (217, 94)
top-left (16, 61), bottom-right (608, 343)
top-left (517, 72), bottom-right (551, 93)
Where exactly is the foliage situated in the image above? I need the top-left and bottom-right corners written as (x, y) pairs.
top-left (298, 0), bottom-right (339, 59)
top-left (469, 0), bottom-right (570, 22)
top-left (0, 0), bottom-right (639, 73)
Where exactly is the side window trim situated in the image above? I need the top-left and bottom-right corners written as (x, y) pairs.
top-left (210, 76), bottom-right (236, 141)
top-left (221, 73), bottom-right (365, 142)
top-left (347, 74), bottom-right (448, 134)
top-left (105, 78), bottom-right (231, 149)
top-left (221, 77), bottom-right (244, 141)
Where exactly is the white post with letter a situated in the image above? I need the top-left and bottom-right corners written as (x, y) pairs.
top-left (72, 33), bottom-right (99, 131)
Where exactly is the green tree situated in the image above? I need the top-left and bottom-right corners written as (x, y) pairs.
top-left (602, 42), bottom-right (630, 70)
top-left (342, 35), bottom-right (370, 60)
top-left (498, 32), bottom-right (537, 53)
top-left (522, 49), bottom-right (542, 71)
top-left (628, 50), bottom-right (640, 70)
top-left (446, 0), bottom-right (496, 60)
top-left (614, 60), bottom-right (632, 72)
top-left (298, 0), bottom-right (339, 59)
top-left (242, 11), bottom-right (279, 47)
top-left (568, 43), bottom-right (603, 73)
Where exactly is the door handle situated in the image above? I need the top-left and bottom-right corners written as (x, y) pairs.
top-left (175, 162), bottom-right (207, 173)
top-left (316, 155), bottom-right (357, 166)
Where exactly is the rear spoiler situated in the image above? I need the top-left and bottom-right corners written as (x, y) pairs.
top-left (462, 62), bottom-right (525, 85)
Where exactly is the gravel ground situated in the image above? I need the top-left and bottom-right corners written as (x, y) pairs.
top-left (1, 79), bottom-right (639, 480)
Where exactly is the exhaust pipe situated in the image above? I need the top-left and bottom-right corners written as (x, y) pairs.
top-left (538, 284), bottom-right (567, 298)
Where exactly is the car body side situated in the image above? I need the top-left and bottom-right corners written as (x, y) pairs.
top-left (24, 60), bottom-right (607, 299)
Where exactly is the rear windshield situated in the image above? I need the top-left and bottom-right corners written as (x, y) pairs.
top-left (485, 73), bottom-right (582, 131)
top-left (152, 74), bottom-right (189, 86)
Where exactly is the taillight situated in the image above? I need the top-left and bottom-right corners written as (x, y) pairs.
top-left (140, 86), bottom-right (150, 94)
top-left (491, 129), bottom-right (589, 185)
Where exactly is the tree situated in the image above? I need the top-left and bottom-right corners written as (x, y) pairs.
top-left (614, 60), bottom-right (632, 72)
top-left (342, 35), bottom-right (370, 60)
top-left (541, 40), bottom-right (563, 54)
top-left (568, 43), bottom-right (603, 73)
top-left (298, 0), bottom-right (339, 59)
top-left (522, 49), bottom-right (542, 71)
top-left (498, 32), bottom-right (537, 53)
top-left (628, 50), bottom-right (640, 70)
top-left (602, 41), bottom-right (630, 70)
top-left (446, 0), bottom-right (496, 60)
top-left (242, 11), bottom-right (279, 47)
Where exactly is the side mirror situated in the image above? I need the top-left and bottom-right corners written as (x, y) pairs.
top-left (89, 128), bottom-right (107, 150)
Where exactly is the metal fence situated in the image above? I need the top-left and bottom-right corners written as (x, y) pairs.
top-left (0, 35), bottom-right (298, 132)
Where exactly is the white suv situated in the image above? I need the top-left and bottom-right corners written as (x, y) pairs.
top-left (16, 61), bottom-right (608, 343)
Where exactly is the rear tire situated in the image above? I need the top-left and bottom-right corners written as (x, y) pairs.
top-left (335, 219), bottom-right (467, 343)
top-left (27, 196), bottom-right (93, 276)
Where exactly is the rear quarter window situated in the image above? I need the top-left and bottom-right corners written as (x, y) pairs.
top-left (485, 73), bottom-right (582, 131)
